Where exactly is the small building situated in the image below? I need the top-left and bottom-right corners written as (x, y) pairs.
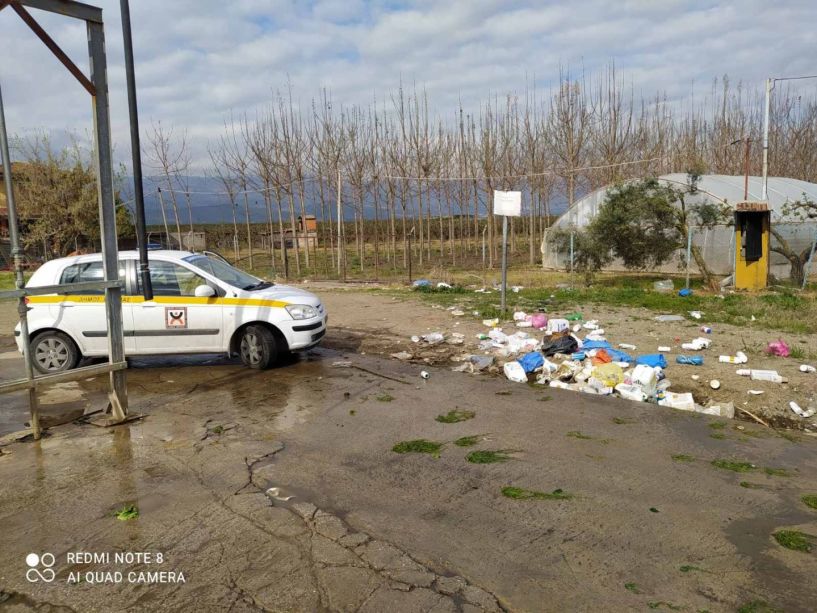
top-left (260, 215), bottom-right (318, 251)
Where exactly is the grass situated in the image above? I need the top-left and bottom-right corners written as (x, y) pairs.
top-left (709, 432), bottom-right (726, 440)
top-left (376, 393), bottom-right (395, 402)
top-left (453, 434), bottom-right (483, 447)
top-left (566, 430), bottom-right (592, 440)
top-left (0, 271), bottom-right (18, 292)
top-left (392, 439), bottom-right (443, 456)
top-left (623, 582), bottom-right (640, 594)
top-left (772, 530), bottom-right (812, 553)
top-left (679, 564), bottom-right (706, 573)
top-left (466, 449), bottom-right (515, 464)
top-left (802, 494), bottom-right (817, 510)
top-left (435, 409), bottom-right (476, 424)
top-left (407, 278), bottom-right (817, 335)
top-left (708, 422), bottom-right (727, 429)
top-left (114, 504), bottom-right (139, 521)
top-left (501, 486), bottom-right (572, 501)
top-left (763, 467), bottom-right (793, 477)
top-left (671, 454), bottom-right (696, 463)
top-left (740, 481), bottom-right (762, 489)
top-left (711, 459), bottom-right (757, 473)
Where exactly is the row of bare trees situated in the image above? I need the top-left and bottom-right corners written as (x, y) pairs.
top-left (145, 67), bottom-right (817, 278)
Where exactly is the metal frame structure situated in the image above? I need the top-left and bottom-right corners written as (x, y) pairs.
top-left (0, 0), bottom-right (128, 439)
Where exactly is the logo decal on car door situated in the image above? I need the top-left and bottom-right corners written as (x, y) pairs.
top-left (165, 307), bottom-right (188, 329)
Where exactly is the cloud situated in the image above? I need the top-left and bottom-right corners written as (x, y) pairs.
top-left (0, 0), bottom-right (815, 169)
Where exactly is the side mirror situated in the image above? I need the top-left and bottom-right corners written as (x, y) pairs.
top-left (194, 284), bottom-right (216, 298)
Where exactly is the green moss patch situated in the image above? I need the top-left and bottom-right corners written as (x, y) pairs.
top-left (671, 454), bottom-right (696, 463)
top-left (392, 439), bottom-right (443, 455)
top-left (708, 422), bottom-right (727, 430)
top-left (466, 449), bottom-right (515, 464)
top-left (501, 486), bottom-right (572, 501)
top-left (453, 435), bottom-right (483, 447)
top-left (801, 494), bottom-right (817, 510)
top-left (740, 481), bottom-right (762, 489)
top-left (435, 409), bottom-right (475, 423)
top-left (773, 530), bottom-right (812, 552)
top-left (376, 393), bottom-right (395, 402)
top-left (763, 467), bottom-right (793, 477)
top-left (711, 459), bottom-right (757, 473)
top-left (115, 504), bottom-right (139, 521)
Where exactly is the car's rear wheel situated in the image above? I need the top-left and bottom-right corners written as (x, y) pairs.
top-left (31, 331), bottom-right (80, 374)
top-left (238, 325), bottom-right (278, 369)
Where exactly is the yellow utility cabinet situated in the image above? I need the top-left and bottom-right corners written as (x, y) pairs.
top-left (734, 201), bottom-right (770, 290)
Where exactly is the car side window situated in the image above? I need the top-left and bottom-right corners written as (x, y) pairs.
top-left (142, 261), bottom-right (208, 297)
top-left (59, 261), bottom-right (126, 295)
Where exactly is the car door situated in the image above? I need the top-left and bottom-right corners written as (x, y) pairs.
top-left (53, 258), bottom-right (136, 356)
top-left (131, 259), bottom-right (223, 353)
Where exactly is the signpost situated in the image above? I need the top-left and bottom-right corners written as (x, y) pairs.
top-left (493, 190), bottom-right (522, 313)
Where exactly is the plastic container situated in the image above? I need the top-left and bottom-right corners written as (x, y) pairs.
top-left (658, 391), bottom-right (696, 411)
top-left (503, 361), bottom-right (528, 383)
top-left (750, 370), bottom-right (785, 383)
top-left (719, 352), bottom-right (748, 364)
top-left (632, 364), bottom-right (658, 397)
top-left (653, 279), bottom-right (674, 293)
top-left (615, 383), bottom-right (647, 402)
top-left (800, 365), bottom-right (816, 373)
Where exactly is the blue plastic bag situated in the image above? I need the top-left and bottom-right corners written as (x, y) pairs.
top-left (635, 353), bottom-right (667, 368)
top-left (412, 279), bottom-right (431, 288)
top-left (571, 352), bottom-right (586, 361)
top-left (606, 348), bottom-right (634, 363)
top-left (518, 351), bottom-right (545, 373)
top-left (582, 339), bottom-right (612, 350)
top-left (676, 355), bottom-right (703, 365)
top-left (678, 288), bottom-right (693, 297)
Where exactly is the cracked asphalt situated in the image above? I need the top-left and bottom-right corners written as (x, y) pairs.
top-left (0, 290), bottom-right (816, 612)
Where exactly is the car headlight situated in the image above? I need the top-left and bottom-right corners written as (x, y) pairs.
top-left (286, 304), bottom-right (319, 320)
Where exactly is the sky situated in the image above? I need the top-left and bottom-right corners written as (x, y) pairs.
top-left (1, 0), bottom-right (816, 171)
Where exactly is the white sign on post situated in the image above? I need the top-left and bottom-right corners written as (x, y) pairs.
top-left (493, 190), bottom-right (521, 217)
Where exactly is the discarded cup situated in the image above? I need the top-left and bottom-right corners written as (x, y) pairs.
top-left (420, 370), bottom-right (430, 379)
top-left (710, 380), bottom-right (721, 390)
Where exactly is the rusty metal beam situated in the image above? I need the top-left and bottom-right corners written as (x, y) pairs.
top-left (10, 0), bottom-right (96, 96)
top-left (19, 0), bottom-right (101, 23)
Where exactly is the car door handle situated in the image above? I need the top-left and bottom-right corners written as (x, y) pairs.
top-left (61, 301), bottom-right (76, 308)
top-left (141, 302), bottom-right (158, 308)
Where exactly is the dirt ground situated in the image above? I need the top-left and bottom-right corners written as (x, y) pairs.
top-left (0, 289), bottom-right (816, 612)
top-left (315, 286), bottom-right (817, 431)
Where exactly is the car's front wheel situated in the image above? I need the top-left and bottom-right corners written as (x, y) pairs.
top-left (30, 331), bottom-right (80, 374)
top-left (238, 325), bottom-right (279, 370)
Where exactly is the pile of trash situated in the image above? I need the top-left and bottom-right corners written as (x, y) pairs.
top-left (496, 312), bottom-right (742, 418)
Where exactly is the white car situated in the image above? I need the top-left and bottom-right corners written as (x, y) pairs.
top-left (15, 250), bottom-right (327, 373)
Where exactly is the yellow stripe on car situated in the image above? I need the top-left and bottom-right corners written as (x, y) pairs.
top-left (27, 295), bottom-right (290, 308)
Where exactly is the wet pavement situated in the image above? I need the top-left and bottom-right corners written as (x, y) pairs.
top-left (0, 325), bottom-right (816, 611)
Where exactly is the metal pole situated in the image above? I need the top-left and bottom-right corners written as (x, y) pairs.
top-left (743, 138), bottom-right (751, 200)
top-left (500, 215), bottom-right (508, 313)
top-left (119, 0), bottom-right (151, 299)
top-left (0, 80), bottom-right (40, 439)
top-left (407, 227), bottom-right (413, 283)
top-left (761, 78), bottom-right (772, 201)
top-left (685, 226), bottom-right (693, 289)
top-left (88, 20), bottom-right (127, 420)
top-left (157, 187), bottom-right (170, 246)
top-left (336, 166), bottom-right (342, 274)
top-left (569, 230), bottom-right (575, 289)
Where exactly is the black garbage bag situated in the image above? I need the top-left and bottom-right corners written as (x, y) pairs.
top-left (541, 335), bottom-right (578, 357)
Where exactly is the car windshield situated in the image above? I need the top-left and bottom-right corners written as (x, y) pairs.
top-left (183, 255), bottom-right (270, 290)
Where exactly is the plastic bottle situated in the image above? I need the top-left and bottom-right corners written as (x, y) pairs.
top-left (749, 370), bottom-right (784, 383)
top-left (800, 365), bottom-right (817, 373)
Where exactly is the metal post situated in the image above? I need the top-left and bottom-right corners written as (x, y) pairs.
top-left (407, 227), bottom-right (413, 283)
top-left (88, 20), bottom-right (127, 420)
top-left (157, 187), bottom-right (170, 247)
top-left (0, 80), bottom-right (40, 439)
top-left (336, 167), bottom-right (342, 274)
top-left (569, 230), bottom-right (575, 289)
top-left (743, 138), bottom-right (751, 200)
top-left (119, 0), bottom-right (151, 299)
top-left (761, 78), bottom-right (772, 201)
top-left (685, 226), bottom-right (693, 290)
top-left (500, 215), bottom-right (508, 313)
